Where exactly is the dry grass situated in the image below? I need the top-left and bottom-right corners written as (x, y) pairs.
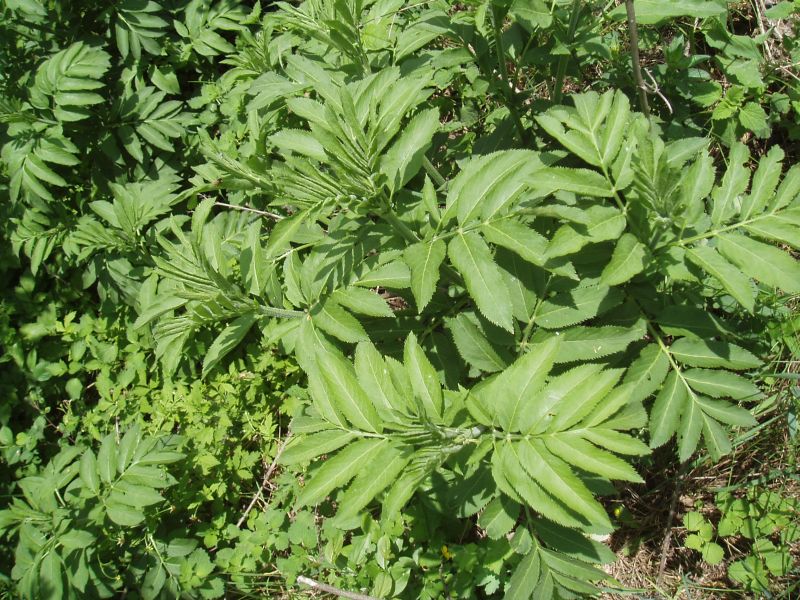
top-left (598, 359), bottom-right (800, 600)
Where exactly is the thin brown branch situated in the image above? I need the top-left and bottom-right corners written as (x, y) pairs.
top-left (657, 460), bottom-right (691, 585)
top-left (297, 576), bottom-right (380, 600)
top-left (214, 201), bottom-right (284, 220)
top-left (236, 436), bottom-right (289, 528)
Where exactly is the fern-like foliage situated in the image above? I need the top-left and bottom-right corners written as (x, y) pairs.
top-left (135, 71), bottom-right (797, 595)
top-left (282, 328), bottom-right (646, 596)
top-left (6, 0), bottom-right (790, 595)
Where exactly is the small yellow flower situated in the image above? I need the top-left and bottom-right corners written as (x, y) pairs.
top-left (441, 545), bottom-right (453, 560)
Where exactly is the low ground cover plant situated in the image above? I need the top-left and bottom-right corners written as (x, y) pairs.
top-left (0, 0), bottom-right (798, 597)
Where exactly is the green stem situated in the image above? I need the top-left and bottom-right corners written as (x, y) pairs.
top-left (624, 0), bottom-right (651, 117)
top-left (552, 0), bottom-right (582, 104)
top-left (377, 199), bottom-right (465, 287)
top-left (491, 6), bottom-right (528, 144)
top-left (518, 275), bottom-right (552, 352)
top-left (422, 156), bottom-right (447, 189)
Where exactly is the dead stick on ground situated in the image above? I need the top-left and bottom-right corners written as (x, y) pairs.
top-left (297, 576), bottom-right (380, 600)
top-left (236, 436), bottom-right (289, 528)
top-left (657, 460), bottom-right (691, 586)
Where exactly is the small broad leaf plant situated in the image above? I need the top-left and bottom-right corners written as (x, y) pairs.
top-left (135, 21), bottom-right (797, 600)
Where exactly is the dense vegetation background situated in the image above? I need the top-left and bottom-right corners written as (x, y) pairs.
top-left (0, 0), bottom-right (798, 598)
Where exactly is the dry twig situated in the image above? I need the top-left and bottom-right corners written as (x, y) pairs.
top-left (297, 576), bottom-right (380, 600)
top-left (236, 436), bottom-right (290, 528)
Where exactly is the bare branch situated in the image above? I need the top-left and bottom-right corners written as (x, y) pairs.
top-left (297, 576), bottom-right (380, 600)
top-left (236, 436), bottom-right (290, 528)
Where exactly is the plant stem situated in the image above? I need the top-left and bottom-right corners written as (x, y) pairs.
top-left (297, 576), bottom-right (380, 600)
top-left (422, 156), bottom-right (447, 189)
top-left (236, 435), bottom-right (289, 528)
top-left (552, 0), bottom-right (582, 104)
top-left (657, 460), bottom-right (691, 586)
top-left (624, 0), bottom-right (651, 117)
top-left (491, 5), bottom-right (529, 144)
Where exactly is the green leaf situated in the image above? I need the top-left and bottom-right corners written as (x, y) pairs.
top-left (481, 220), bottom-right (549, 269)
top-left (60, 529), bottom-right (96, 551)
top-left (686, 245), bottom-right (755, 312)
top-left (270, 129), bottom-right (326, 161)
top-left (738, 103), bottom-right (769, 136)
top-left (117, 425), bottom-right (140, 473)
top-left (491, 337), bottom-right (561, 432)
top-left (448, 232), bottom-right (513, 332)
top-left (109, 481), bottom-right (165, 507)
top-left (600, 233), bottom-right (646, 285)
top-left (202, 313), bottom-right (258, 376)
top-left (404, 333), bottom-right (443, 421)
top-left (533, 167), bottom-right (615, 198)
top-left (447, 150), bottom-right (544, 224)
top-left (381, 108), bottom-right (439, 194)
top-left (623, 344), bottom-right (670, 401)
top-left (670, 339), bottom-right (761, 370)
top-left (152, 65), bottom-right (179, 94)
top-left (133, 296), bottom-right (187, 330)
top-left (79, 450), bottom-right (100, 494)
top-left (106, 501), bottom-right (146, 526)
top-left (504, 549), bottom-right (541, 600)
top-left (447, 314), bottom-right (510, 373)
top-left (702, 542), bottom-right (725, 565)
top-left (495, 443), bottom-right (585, 529)
top-left (142, 564), bottom-right (167, 600)
top-left (40, 551), bottom-right (63, 599)
top-left (404, 239), bottom-right (446, 311)
top-left (311, 299), bottom-right (369, 343)
top-left (717, 233), bottom-right (800, 295)
top-left (296, 438), bottom-right (387, 506)
top-left (334, 444), bottom-right (411, 523)
top-left (610, 0), bottom-right (726, 24)
top-left (353, 260), bottom-right (411, 289)
top-left (241, 221), bottom-right (267, 295)
top-left (702, 414), bottom-right (732, 460)
top-left (745, 216), bottom-right (800, 250)
top-left (711, 143), bottom-right (750, 226)
top-left (582, 429), bottom-right (650, 456)
top-left (124, 465), bottom-right (173, 488)
top-left (683, 369), bottom-right (761, 400)
top-left (518, 440), bottom-right (612, 531)
top-left (547, 368), bottom-right (623, 432)
top-left (740, 147), bottom-right (783, 220)
top-left (678, 397), bottom-right (704, 462)
top-left (510, 0), bottom-right (552, 31)
top-left (542, 323), bottom-right (644, 365)
top-left (649, 370), bottom-right (689, 448)
top-left (281, 431), bottom-right (356, 465)
top-left (354, 342), bottom-right (409, 419)
top-left (97, 434), bottom-right (118, 484)
top-left (544, 436), bottom-right (643, 483)
top-left (536, 284), bottom-right (621, 330)
top-left (332, 287), bottom-right (393, 317)
top-left (265, 210), bottom-right (308, 258)
top-left (695, 397), bottom-right (756, 427)
top-left (523, 363), bottom-right (603, 434)
top-left (479, 496), bottom-right (520, 540)
top-left (316, 347), bottom-right (382, 432)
